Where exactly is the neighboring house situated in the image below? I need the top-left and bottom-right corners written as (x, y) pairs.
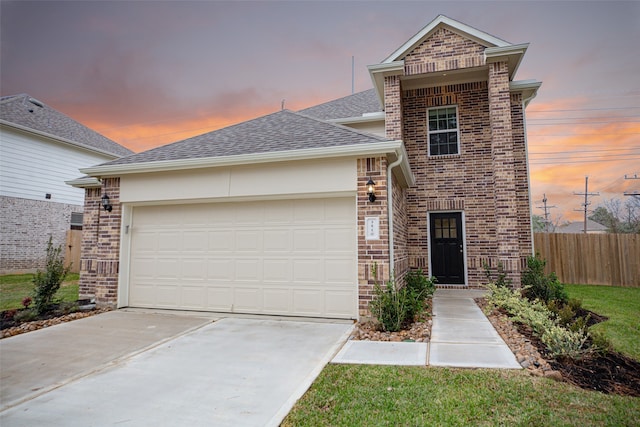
top-left (557, 220), bottom-right (608, 234)
top-left (72, 15), bottom-right (541, 319)
top-left (0, 94), bottom-right (132, 274)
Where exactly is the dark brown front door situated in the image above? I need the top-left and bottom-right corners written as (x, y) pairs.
top-left (430, 212), bottom-right (465, 284)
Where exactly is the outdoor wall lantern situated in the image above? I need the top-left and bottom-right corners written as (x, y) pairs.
top-left (366, 178), bottom-right (376, 202)
top-left (101, 194), bottom-right (113, 212)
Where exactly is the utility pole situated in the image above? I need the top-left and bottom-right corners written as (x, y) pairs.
top-left (536, 194), bottom-right (556, 232)
top-left (573, 176), bottom-right (599, 234)
top-left (624, 174), bottom-right (639, 199)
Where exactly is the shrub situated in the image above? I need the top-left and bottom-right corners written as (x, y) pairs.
top-left (483, 261), bottom-right (512, 288)
top-left (14, 309), bottom-right (38, 323)
top-left (32, 236), bottom-right (71, 315)
top-left (21, 296), bottom-right (32, 309)
top-left (521, 254), bottom-right (568, 304)
top-left (3, 309), bottom-right (18, 321)
top-left (404, 269), bottom-right (435, 319)
top-left (369, 279), bottom-right (411, 332)
top-left (541, 325), bottom-right (588, 359)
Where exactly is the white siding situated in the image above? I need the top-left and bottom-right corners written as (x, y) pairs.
top-left (0, 126), bottom-right (114, 205)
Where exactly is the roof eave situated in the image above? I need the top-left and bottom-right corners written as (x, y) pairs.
top-left (65, 176), bottom-right (102, 189)
top-left (0, 120), bottom-right (122, 159)
top-left (368, 61), bottom-right (405, 107)
top-left (484, 43), bottom-right (529, 80)
top-left (383, 15), bottom-right (510, 64)
top-left (510, 79), bottom-right (542, 107)
top-left (328, 112), bottom-right (385, 125)
top-left (80, 141), bottom-right (406, 177)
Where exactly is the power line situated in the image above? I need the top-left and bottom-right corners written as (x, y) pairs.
top-left (535, 194), bottom-right (556, 233)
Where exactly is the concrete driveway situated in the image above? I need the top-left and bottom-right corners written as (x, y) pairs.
top-left (0, 311), bottom-right (353, 427)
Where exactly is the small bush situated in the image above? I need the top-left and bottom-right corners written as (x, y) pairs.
top-left (369, 279), bottom-right (411, 332)
top-left (21, 296), bottom-right (32, 309)
top-left (404, 269), bottom-right (435, 319)
top-left (14, 309), bottom-right (38, 323)
top-left (3, 309), bottom-right (18, 321)
top-left (542, 325), bottom-right (588, 359)
top-left (522, 254), bottom-right (568, 304)
top-left (589, 330), bottom-right (613, 354)
top-left (32, 236), bottom-right (71, 315)
top-left (483, 261), bottom-right (512, 288)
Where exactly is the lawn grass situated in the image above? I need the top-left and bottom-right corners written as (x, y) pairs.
top-left (0, 273), bottom-right (80, 311)
top-left (282, 365), bottom-right (639, 426)
top-left (565, 284), bottom-right (640, 360)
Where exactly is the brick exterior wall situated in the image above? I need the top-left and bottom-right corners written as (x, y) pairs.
top-left (0, 195), bottom-right (81, 274)
top-left (79, 178), bottom-right (121, 307)
top-left (357, 157), bottom-right (390, 316)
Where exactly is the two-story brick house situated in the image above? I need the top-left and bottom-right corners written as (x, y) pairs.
top-left (72, 15), bottom-right (540, 319)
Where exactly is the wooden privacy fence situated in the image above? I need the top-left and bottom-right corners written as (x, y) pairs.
top-left (533, 233), bottom-right (640, 287)
top-left (64, 230), bottom-right (82, 274)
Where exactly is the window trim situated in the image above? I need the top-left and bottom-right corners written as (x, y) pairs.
top-left (427, 105), bottom-right (460, 157)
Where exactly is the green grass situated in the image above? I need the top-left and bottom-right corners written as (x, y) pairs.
top-left (0, 273), bottom-right (80, 311)
top-left (283, 365), bottom-right (639, 426)
top-left (565, 284), bottom-right (640, 360)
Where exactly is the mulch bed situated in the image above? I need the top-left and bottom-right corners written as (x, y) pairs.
top-left (485, 300), bottom-right (640, 397)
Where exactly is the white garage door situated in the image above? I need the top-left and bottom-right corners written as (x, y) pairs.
top-left (128, 197), bottom-right (357, 318)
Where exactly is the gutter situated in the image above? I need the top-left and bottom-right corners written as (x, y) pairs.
top-left (386, 152), bottom-right (404, 281)
top-left (522, 89), bottom-right (539, 253)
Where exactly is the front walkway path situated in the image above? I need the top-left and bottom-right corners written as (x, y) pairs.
top-left (332, 289), bottom-right (521, 369)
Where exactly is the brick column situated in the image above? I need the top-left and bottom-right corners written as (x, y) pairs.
top-left (78, 178), bottom-right (122, 307)
top-left (357, 157), bottom-right (389, 317)
top-left (384, 75), bottom-right (403, 140)
top-left (488, 62), bottom-right (521, 286)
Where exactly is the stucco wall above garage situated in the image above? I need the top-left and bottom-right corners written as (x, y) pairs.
top-left (119, 157), bottom-right (358, 204)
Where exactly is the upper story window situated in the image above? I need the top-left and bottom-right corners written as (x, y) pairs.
top-left (428, 106), bottom-right (459, 156)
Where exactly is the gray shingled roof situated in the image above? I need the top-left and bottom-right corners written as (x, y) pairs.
top-left (0, 94), bottom-right (133, 157)
top-left (100, 109), bottom-right (390, 166)
top-left (299, 89), bottom-right (382, 120)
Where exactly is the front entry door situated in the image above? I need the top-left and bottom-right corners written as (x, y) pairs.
top-left (430, 212), bottom-right (465, 284)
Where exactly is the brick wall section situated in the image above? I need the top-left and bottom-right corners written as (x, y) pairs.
top-left (79, 188), bottom-right (100, 299)
top-left (511, 93), bottom-right (534, 266)
top-left (384, 75), bottom-right (403, 140)
top-left (488, 62), bottom-right (522, 286)
top-left (357, 157), bottom-right (389, 316)
top-left (404, 28), bottom-right (485, 76)
top-left (0, 195), bottom-right (80, 274)
top-left (78, 178), bottom-right (121, 307)
top-left (391, 176), bottom-right (409, 285)
top-left (402, 80), bottom-right (524, 287)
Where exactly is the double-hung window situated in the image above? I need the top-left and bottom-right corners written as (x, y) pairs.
top-left (428, 106), bottom-right (459, 156)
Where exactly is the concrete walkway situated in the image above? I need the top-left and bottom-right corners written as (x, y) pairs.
top-left (332, 289), bottom-right (521, 369)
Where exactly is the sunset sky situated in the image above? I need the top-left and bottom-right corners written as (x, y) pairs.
top-left (1, 1), bottom-right (638, 222)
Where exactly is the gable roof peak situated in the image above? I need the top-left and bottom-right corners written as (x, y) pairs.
top-left (383, 14), bottom-right (511, 64)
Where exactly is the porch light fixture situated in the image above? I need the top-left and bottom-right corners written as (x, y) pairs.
top-left (101, 194), bottom-right (113, 212)
top-left (366, 178), bottom-right (376, 202)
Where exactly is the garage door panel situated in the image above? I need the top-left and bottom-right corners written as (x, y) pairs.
top-left (209, 231), bottom-right (234, 251)
top-left (263, 259), bottom-right (291, 282)
top-left (207, 286), bottom-right (233, 310)
top-left (129, 197), bottom-right (356, 318)
top-left (263, 288), bottom-right (290, 312)
top-left (234, 287), bottom-right (262, 311)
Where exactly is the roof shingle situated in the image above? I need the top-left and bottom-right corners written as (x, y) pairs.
top-left (100, 109), bottom-right (390, 166)
top-left (299, 89), bottom-right (382, 121)
top-left (0, 94), bottom-right (133, 158)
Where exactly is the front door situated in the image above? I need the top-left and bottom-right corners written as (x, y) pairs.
top-left (429, 212), bottom-right (465, 285)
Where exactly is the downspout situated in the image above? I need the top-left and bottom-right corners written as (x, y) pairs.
top-left (387, 152), bottom-right (404, 282)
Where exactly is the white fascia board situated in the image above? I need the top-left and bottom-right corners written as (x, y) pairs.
top-left (484, 43), bottom-right (529, 78)
top-left (382, 15), bottom-right (510, 64)
top-left (328, 112), bottom-right (385, 125)
top-left (510, 79), bottom-right (542, 107)
top-left (80, 141), bottom-right (405, 177)
top-left (0, 120), bottom-right (121, 159)
top-left (65, 176), bottom-right (102, 188)
top-left (368, 61), bottom-right (405, 106)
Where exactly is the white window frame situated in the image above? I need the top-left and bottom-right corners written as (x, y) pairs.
top-left (427, 105), bottom-right (460, 156)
